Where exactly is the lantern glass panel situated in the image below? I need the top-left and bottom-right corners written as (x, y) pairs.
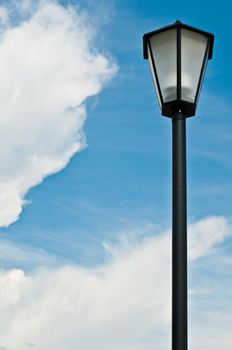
top-left (148, 47), bottom-right (162, 108)
top-left (181, 29), bottom-right (208, 103)
top-left (149, 29), bottom-right (177, 102)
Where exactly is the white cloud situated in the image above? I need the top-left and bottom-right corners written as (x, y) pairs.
top-left (188, 215), bottom-right (231, 259)
top-left (0, 238), bottom-right (61, 269)
top-left (0, 0), bottom-right (116, 227)
top-left (0, 6), bottom-right (9, 26)
top-left (0, 216), bottom-right (231, 350)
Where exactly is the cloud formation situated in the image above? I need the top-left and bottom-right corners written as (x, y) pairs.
top-left (0, 216), bottom-right (231, 350)
top-left (0, 0), bottom-right (116, 227)
top-left (0, 238), bottom-right (61, 269)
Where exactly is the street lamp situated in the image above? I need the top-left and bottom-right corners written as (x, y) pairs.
top-left (143, 21), bottom-right (214, 350)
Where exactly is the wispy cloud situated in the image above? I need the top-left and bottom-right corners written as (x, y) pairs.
top-left (0, 215), bottom-right (230, 350)
top-left (0, 238), bottom-right (63, 270)
top-left (188, 216), bottom-right (231, 259)
top-left (0, 0), bottom-right (117, 227)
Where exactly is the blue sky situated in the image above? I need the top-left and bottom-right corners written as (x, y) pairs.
top-left (0, 0), bottom-right (231, 349)
top-left (1, 0), bottom-right (231, 265)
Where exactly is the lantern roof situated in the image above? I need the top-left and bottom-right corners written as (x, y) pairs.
top-left (143, 20), bottom-right (214, 60)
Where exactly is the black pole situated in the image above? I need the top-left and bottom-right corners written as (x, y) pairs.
top-left (172, 111), bottom-right (188, 350)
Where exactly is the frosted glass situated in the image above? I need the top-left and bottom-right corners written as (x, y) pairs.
top-left (149, 29), bottom-right (177, 102)
top-left (148, 46), bottom-right (161, 108)
top-left (181, 29), bottom-right (208, 102)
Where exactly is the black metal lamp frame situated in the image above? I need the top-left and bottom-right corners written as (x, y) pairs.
top-left (143, 20), bottom-right (214, 117)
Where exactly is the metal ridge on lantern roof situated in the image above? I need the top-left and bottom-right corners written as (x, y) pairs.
top-left (143, 20), bottom-right (214, 60)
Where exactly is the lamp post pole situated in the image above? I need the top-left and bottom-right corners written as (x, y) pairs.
top-left (143, 20), bottom-right (214, 350)
top-left (172, 112), bottom-right (187, 350)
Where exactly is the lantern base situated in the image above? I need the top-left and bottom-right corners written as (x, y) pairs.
top-left (162, 100), bottom-right (196, 118)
